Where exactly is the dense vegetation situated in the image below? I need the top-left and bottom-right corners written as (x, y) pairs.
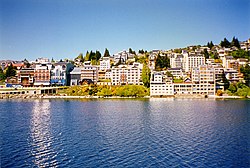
top-left (226, 82), bottom-right (250, 97)
top-left (0, 64), bottom-right (17, 81)
top-left (59, 85), bottom-right (149, 97)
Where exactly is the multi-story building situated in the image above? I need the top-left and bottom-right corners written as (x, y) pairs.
top-left (111, 62), bottom-right (143, 85)
top-left (150, 71), bottom-right (174, 97)
top-left (169, 53), bottom-right (184, 69)
top-left (17, 68), bottom-right (35, 87)
top-left (167, 68), bottom-right (184, 79)
top-left (222, 56), bottom-right (234, 69)
top-left (113, 51), bottom-right (128, 64)
top-left (70, 67), bottom-right (81, 86)
top-left (191, 65), bottom-right (216, 95)
top-left (34, 63), bottom-right (52, 86)
top-left (50, 62), bottom-right (74, 86)
top-left (148, 53), bottom-right (156, 70)
top-left (100, 57), bottom-right (110, 70)
top-left (184, 53), bottom-right (205, 72)
top-left (224, 68), bottom-right (239, 83)
top-left (173, 83), bottom-right (193, 95)
top-left (81, 61), bottom-right (98, 84)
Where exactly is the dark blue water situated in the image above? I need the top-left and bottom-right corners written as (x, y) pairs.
top-left (1, 98), bottom-right (249, 168)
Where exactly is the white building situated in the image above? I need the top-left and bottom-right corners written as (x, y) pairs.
top-left (81, 61), bottom-right (99, 84)
top-left (150, 71), bottom-right (174, 97)
top-left (222, 56), bottom-right (234, 69)
top-left (70, 67), bottom-right (81, 86)
top-left (167, 68), bottom-right (184, 79)
top-left (113, 51), bottom-right (129, 64)
top-left (224, 68), bottom-right (239, 83)
top-left (184, 53), bottom-right (205, 72)
top-left (100, 57), bottom-right (110, 70)
top-left (111, 62), bottom-right (143, 85)
top-left (34, 63), bottom-right (52, 86)
top-left (191, 65), bottom-right (216, 95)
top-left (170, 53), bottom-right (184, 69)
top-left (50, 62), bottom-right (74, 86)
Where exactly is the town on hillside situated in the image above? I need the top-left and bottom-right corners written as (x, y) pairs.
top-left (0, 37), bottom-right (250, 98)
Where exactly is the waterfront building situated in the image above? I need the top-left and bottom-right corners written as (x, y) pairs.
top-left (150, 71), bottom-right (174, 97)
top-left (81, 61), bottom-right (99, 84)
top-left (17, 68), bottom-right (35, 87)
top-left (34, 63), bottom-right (52, 86)
top-left (191, 65), bottom-right (216, 95)
top-left (70, 67), bottom-right (81, 86)
top-left (173, 83), bottom-right (193, 95)
top-left (50, 62), bottom-right (74, 86)
top-left (111, 62), bottom-right (143, 85)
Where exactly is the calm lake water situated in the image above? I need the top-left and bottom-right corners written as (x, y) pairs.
top-left (1, 98), bottom-right (250, 168)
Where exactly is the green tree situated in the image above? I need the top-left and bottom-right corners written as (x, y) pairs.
top-left (231, 49), bottom-right (250, 60)
top-left (0, 68), bottom-right (5, 81)
top-left (240, 64), bottom-right (250, 86)
top-left (104, 48), bottom-right (110, 57)
top-left (85, 51), bottom-right (90, 61)
top-left (76, 53), bottom-right (84, 62)
top-left (97, 88), bottom-right (112, 97)
top-left (138, 49), bottom-right (145, 54)
top-left (51, 57), bottom-right (55, 63)
top-left (95, 50), bottom-right (102, 61)
top-left (202, 49), bottom-right (209, 59)
top-left (155, 54), bottom-right (170, 70)
top-left (220, 38), bottom-right (231, 48)
top-left (129, 48), bottom-right (136, 54)
top-left (231, 36), bottom-right (240, 49)
top-left (5, 64), bottom-right (16, 78)
top-left (142, 64), bottom-right (151, 88)
top-left (228, 83), bottom-right (237, 93)
top-left (207, 41), bottom-right (214, 49)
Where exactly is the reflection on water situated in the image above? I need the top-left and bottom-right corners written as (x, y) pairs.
top-left (30, 100), bottom-right (58, 167)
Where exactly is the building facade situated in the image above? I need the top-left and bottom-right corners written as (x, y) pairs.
top-left (34, 63), bottom-right (52, 86)
top-left (81, 62), bottom-right (99, 84)
top-left (111, 62), bottom-right (143, 85)
top-left (17, 68), bottom-right (35, 86)
top-left (150, 71), bottom-right (174, 97)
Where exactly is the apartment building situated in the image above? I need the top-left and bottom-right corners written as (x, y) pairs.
top-left (184, 54), bottom-right (205, 72)
top-left (100, 57), bottom-right (110, 70)
top-left (111, 62), bottom-right (143, 85)
top-left (150, 71), bottom-right (174, 97)
top-left (191, 65), bottom-right (216, 95)
top-left (173, 83), bottom-right (193, 95)
top-left (34, 63), bottom-right (52, 86)
top-left (169, 53), bottom-right (184, 69)
top-left (81, 61), bottom-right (98, 84)
top-left (167, 68), bottom-right (184, 79)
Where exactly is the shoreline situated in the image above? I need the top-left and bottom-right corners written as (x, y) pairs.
top-left (0, 94), bottom-right (248, 100)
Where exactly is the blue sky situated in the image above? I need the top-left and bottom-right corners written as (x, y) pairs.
top-left (0, 0), bottom-right (249, 61)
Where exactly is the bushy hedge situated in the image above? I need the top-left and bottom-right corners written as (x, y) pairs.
top-left (60, 85), bottom-right (149, 97)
